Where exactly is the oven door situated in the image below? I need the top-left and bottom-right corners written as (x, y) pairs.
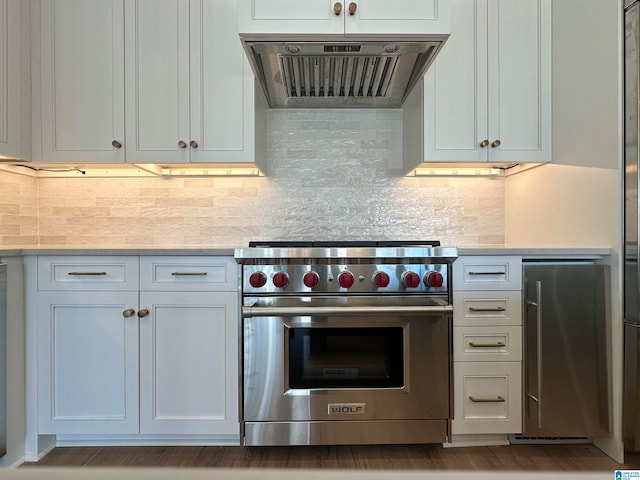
top-left (242, 296), bottom-right (452, 425)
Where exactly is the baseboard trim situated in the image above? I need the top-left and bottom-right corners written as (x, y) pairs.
top-left (444, 434), bottom-right (511, 448)
top-left (53, 435), bottom-right (241, 448)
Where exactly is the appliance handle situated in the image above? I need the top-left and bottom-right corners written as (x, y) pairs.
top-left (535, 280), bottom-right (543, 429)
top-left (242, 304), bottom-right (453, 318)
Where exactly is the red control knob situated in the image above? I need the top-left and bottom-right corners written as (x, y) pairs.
top-left (272, 271), bottom-right (289, 288)
top-left (303, 271), bottom-right (320, 288)
top-left (373, 271), bottom-right (390, 288)
top-left (402, 271), bottom-right (420, 288)
top-left (338, 271), bottom-right (355, 289)
top-left (249, 271), bottom-right (267, 288)
top-left (425, 271), bottom-right (444, 288)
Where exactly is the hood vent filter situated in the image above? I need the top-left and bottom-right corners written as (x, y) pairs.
top-left (243, 41), bottom-right (443, 108)
top-left (280, 55), bottom-right (399, 99)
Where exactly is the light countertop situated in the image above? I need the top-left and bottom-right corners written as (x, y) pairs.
top-left (0, 246), bottom-right (612, 259)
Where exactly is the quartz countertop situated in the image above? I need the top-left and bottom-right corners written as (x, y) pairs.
top-left (0, 246), bottom-right (612, 259)
top-left (456, 247), bottom-right (612, 258)
top-left (0, 246), bottom-right (237, 257)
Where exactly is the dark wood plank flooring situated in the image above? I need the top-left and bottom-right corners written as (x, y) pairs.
top-left (20, 444), bottom-right (640, 471)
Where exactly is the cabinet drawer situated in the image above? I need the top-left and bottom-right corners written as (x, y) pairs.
top-left (453, 256), bottom-right (522, 290)
top-left (452, 361), bottom-right (522, 435)
top-left (37, 256), bottom-right (139, 291)
top-left (454, 326), bottom-right (522, 362)
top-left (454, 290), bottom-right (521, 326)
top-left (139, 256), bottom-right (238, 291)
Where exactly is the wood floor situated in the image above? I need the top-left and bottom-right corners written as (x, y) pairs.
top-left (21, 444), bottom-right (640, 471)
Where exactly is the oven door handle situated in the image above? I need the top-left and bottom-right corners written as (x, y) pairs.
top-left (241, 305), bottom-right (453, 318)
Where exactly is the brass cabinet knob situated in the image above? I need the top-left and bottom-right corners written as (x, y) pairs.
top-left (137, 309), bottom-right (149, 318)
top-left (178, 140), bottom-right (187, 149)
top-left (122, 309), bottom-right (135, 318)
top-left (190, 140), bottom-right (198, 149)
top-left (348, 2), bottom-right (357, 15)
top-left (112, 140), bottom-right (122, 149)
top-left (491, 139), bottom-right (501, 148)
top-left (334, 2), bottom-right (342, 15)
top-left (479, 139), bottom-right (489, 148)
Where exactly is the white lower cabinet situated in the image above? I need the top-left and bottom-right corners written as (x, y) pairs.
top-left (453, 361), bottom-right (522, 435)
top-left (139, 290), bottom-right (238, 435)
top-left (37, 290), bottom-right (140, 434)
top-left (35, 255), bottom-right (239, 439)
top-left (452, 255), bottom-right (522, 438)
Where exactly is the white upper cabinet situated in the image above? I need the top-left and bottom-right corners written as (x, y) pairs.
top-left (124, 0), bottom-right (190, 163)
top-left (0, 0), bottom-right (30, 160)
top-left (422, 0), bottom-right (551, 164)
top-left (36, 0), bottom-right (125, 163)
top-left (238, 0), bottom-right (450, 36)
top-left (190, 0), bottom-right (259, 164)
top-left (125, 0), bottom-right (260, 164)
top-left (35, 0), bottom-right (264, 165)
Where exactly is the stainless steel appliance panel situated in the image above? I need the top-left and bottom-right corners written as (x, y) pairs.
top-left (0, 264), bottom-right (6, 457)
top-left (625, 0), bottom-right (640, 452)
top-left (626, 0), bottom-right (640, 326)
top-left (236, 243), bottom-right (456, 446)
top-left (244, 420), bottom-right (448, 447)
top-left (523, 264), bottom-right (610, 438)
top-left (625, 322), bottom-right (640, 451)
top-left (243, 296), bottom-right (451, 423)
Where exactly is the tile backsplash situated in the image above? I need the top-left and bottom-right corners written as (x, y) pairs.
top-left (0, 169), bottom-right (38, 246)
top-left (1, 110), bottom-right (505, 247)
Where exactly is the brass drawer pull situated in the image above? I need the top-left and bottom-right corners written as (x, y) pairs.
top-left (468, 271), bottom-right (506, 276)
top-left (68, 272), bottom-right (107, 276)
top-left (469, 342), bottom-right (506, 348)
top-left (123, 309), bottom-right (136, 318)
top-left (333, 2), bottom-right (342, 15)
top-left (171, 272), bottom-right (208, 276)
top-left (138, 309), bottom-right (149, 318)
top-left (468, 306), bottom-right (506, 312)
top-left (469, 395), bottom-right (505, 403)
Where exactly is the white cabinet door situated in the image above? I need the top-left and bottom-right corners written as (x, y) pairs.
top-left (345, 0), bottom-right (450, 35)
top-left (239, 0), bottom-right (449, 36)
top-left (124, 0), bottom-right (190, 163)
top-left (139, 291), bottom-right (239, 435)
top-left (487, 0), bottom-right (551, 163)
top-left (37, 291), bottom-right (139, 434)
top-left (452, 361), bottom-right (522, 435)
top-left (423, 0), bottom-right (550, 164)
top-left (424, 0), bottom-right (487, 162)
top-left (0, 0), bottom-right (28, 160)
top-left (126, 0), bottom-right (258, 164)
top-left (238, 0), bottom-right (344, 35)
top-left (38, 0), bottom-right (125, 163)
top-left (189, 0), bottom-right (257, 164)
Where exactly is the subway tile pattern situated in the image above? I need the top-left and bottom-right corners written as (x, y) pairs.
top-left (0, 110), bottom-right (505, 247)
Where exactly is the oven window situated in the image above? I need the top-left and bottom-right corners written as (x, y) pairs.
top-left (288, 327), bottom-right (404, 389)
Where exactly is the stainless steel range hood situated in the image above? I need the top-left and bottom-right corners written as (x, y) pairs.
top-left (241, 36), bottom-right (448, 108)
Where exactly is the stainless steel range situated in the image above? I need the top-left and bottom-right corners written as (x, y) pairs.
top-left (234, 241), bottom-right (458, 446)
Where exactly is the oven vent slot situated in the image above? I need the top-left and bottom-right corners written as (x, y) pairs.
top-left (279, 55), bottom-right (400, 99)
